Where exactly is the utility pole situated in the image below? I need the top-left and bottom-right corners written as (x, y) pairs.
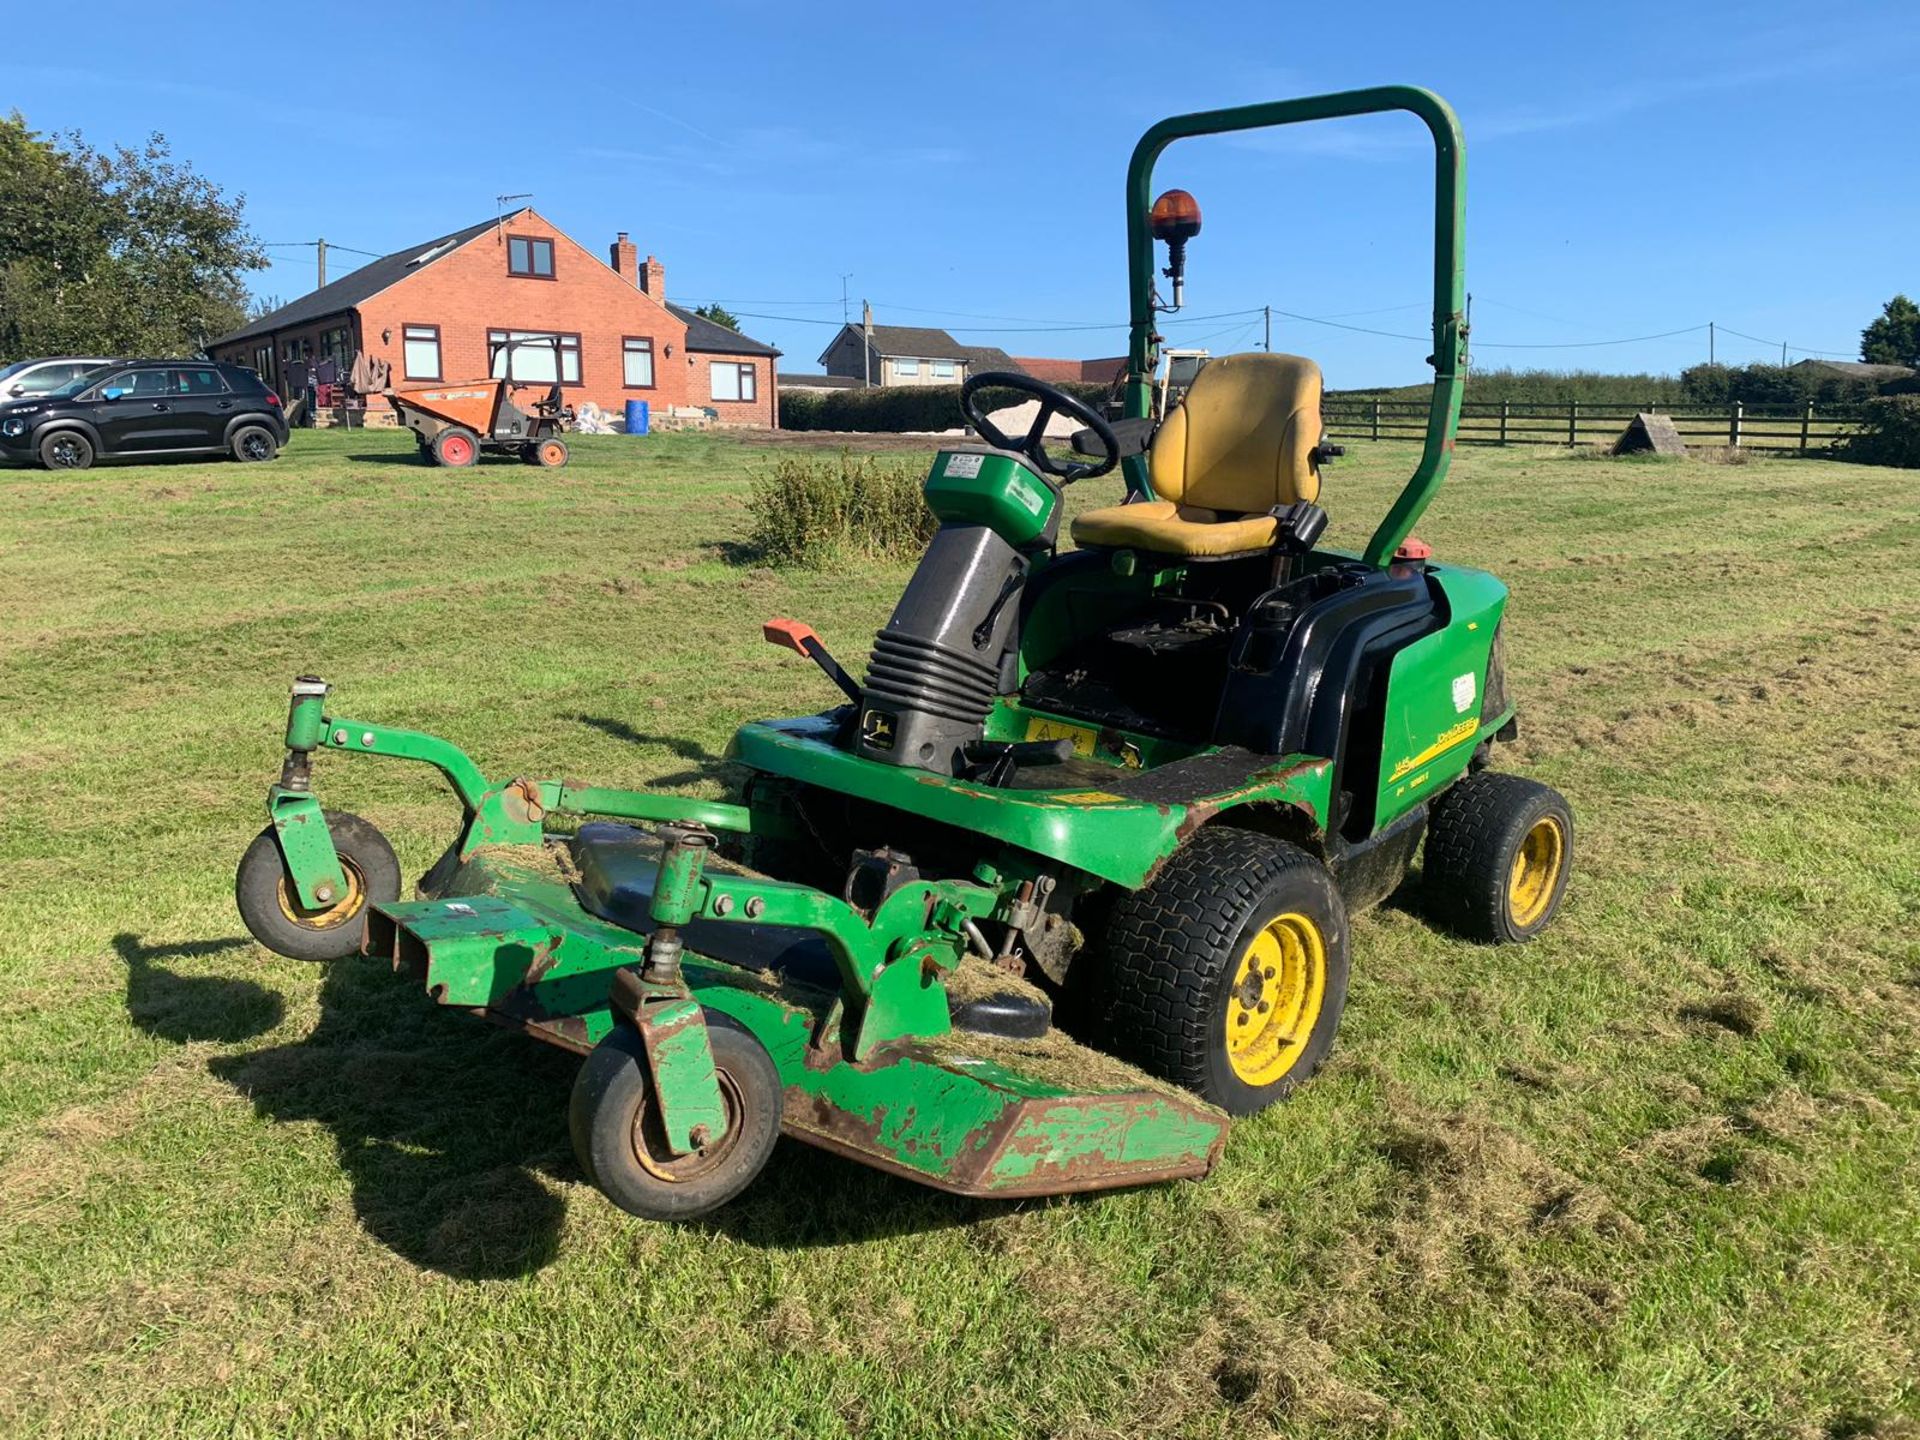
top-left (1709, 321), bottom-right (1715, 366)
top-left (862, 299), bottom-right (873, 388)
top-left (316, 237), bottom-right (327, 290)
top-left (1263, 305), bottom-right (1271, 352)
top-left (1782, 340), bottom-right (1788, 367)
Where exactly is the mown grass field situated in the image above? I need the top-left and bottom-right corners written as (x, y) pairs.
top-left (1, 426), bottom-right (1916, 1440)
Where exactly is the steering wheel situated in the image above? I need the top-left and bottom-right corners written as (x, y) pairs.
top-left (960, 371), bottom-right (1120, 482)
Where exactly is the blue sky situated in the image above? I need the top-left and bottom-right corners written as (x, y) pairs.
top-left (7, 1), bottom-right (1916, 385)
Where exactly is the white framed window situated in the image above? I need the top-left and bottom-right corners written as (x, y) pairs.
top-left (488, 329), bottom-right (581, 384)
top-left (895, 357), bottom-right (920, 377)
top-left (402, 324), bottom-right (441, 380)
top-left (931, 360), bottom-right (955, 379)
top-left (622, 336), bottom-right (655, 388)
top-left (710, 362), bottom-right (757, 403)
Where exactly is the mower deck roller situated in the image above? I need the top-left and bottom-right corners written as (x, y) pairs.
top-left (237, 86), bottom-right (1576, 1225)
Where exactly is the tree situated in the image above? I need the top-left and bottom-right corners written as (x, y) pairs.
top-left (694, 302), bottom-right (743, 333)
top-left (0, 113), bottom-right (264, 358)
top-left (1860, 294), bottom-right (1920, 368)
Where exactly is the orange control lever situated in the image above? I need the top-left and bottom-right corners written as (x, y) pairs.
top-left (763, 618), bottom-right (819, 654)
top-left (763, 617), bottom-right (862, 703)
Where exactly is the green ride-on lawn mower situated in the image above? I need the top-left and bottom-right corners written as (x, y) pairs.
top-left (236, 86), bottom-right (1573, 1222)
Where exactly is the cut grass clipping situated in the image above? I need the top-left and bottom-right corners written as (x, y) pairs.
top-left (748, 449), bottom-right (937, 567)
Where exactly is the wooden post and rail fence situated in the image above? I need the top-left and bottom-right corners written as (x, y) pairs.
top-left (1321, 398), bottom-right (1865, 454)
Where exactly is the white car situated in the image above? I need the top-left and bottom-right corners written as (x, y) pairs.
top-left (0, 356), bottom-right (116, 400)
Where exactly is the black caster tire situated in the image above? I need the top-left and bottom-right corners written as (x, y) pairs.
top-left (230, 425), bottom-right (280, 462)
top-left (527, 437), bottom-right (568, 467)
top-left (235, 810), bottom-right (400, 961)
top-left (570, 1016), bottom-right (781, 1220)
top-left (1100, 827), bottom-right (1350, 1115)
top-left (430, 427), bottom-right (480, 467)
top-left (1423, 772), bottom-right (1574, 943)
top-left (40, 430), bottom-right (94, 470)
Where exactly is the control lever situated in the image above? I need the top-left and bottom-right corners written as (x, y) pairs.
top-left (763, 618), bottom-right (863, 704)
top-left (1270, 500), bottom-right (1328, 555)
top-left (961, 737), bottom-right (1075, 787)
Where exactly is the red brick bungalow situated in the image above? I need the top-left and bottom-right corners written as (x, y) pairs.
top-left (209, 207), bottom-right (779, 426)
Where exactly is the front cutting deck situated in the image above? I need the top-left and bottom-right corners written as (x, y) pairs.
top-left (363, 837), bottom-right (1226, 1198)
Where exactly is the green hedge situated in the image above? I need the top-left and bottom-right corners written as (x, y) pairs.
top-left (1334, 368), bottom-right (1690, 406)
top-left (1678, 363), bottom-right (1883, 407)
top-left (1838, 396), bottom-right (1920, 468)
top-left (779, 381), bottom-right (1109, 433)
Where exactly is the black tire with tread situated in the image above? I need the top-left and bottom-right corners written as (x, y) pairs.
top-left (230, 424), bottom-right (279, 462)
top-left (1098, 826), bottom-right (1350, 1115)
top-left (235, 810), bottom-right (400, 961)
top-left (39, 430), bottom-right (94, 470)
top-left (430, 427), bottom-right (480, 467)
top-left (570, 1017), bottom-right (782, 1220)
top-left (1422, 772), bottom-right (1573, 943)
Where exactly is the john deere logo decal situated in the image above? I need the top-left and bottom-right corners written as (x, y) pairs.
top-left (860, 709), bottom-right (897, 750)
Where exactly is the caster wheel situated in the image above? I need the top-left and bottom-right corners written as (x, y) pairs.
top-left (235, 810), bottom-right (400, 961)
top-left (569, 1016), bottom-right (782, 1220)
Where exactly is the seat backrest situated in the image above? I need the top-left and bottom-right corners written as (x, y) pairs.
top-left (1147, 353), bottom-right (1324, 513)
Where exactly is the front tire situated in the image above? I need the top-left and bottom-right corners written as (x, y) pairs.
top-left (1423, 772), bottom-right (1573, 942)
top-left (230, 424), bottom-right (279, 462)
top-left (235, 810), bottom-right (400, 961)
top-left (40, 430), bottom-right (94, 470)
top-left (431, 427), bottom-right (480, 467)
top-left (569, 1017), bottom-right (782, 1220)
top-left (1099, 827), bottom-right (1350, 1114)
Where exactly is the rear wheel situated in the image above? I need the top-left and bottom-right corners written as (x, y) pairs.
top-left (230, 424), bottom-right (279, 462)
top-left (569, 1017), bottom-right (782, 1220)
top-left (1422, 773), bottom-right (1573, 942)
top-left (40, 430), bottom-right (94, 470)
top-left (431, 427), bottom-right (479, 467)
top-left (526, 437), bottom-right (568, 467)
top-left (1099, 827), bottom-right (1350, 1114)
top-left (235, 810), bottom-right (401, 961)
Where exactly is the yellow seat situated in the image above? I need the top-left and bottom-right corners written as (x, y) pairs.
top-left (1070, 353), bottom-right (1324, 558)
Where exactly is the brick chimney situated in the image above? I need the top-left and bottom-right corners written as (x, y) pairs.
top-left (609, 232), bottom-right (637, 285)
top-left (640, 254), bottom-right (665, 300)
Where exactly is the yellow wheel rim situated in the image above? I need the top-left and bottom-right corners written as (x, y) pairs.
top-left (1224, 912), bottom-right (1327, 1087)
top-left (1506, 816), bottom-right (1565, 928)
top-left (275, 856), bottom-right (367, 931)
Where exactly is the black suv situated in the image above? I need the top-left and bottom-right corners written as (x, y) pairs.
top-left (0, 360), bottom-right (288, 470)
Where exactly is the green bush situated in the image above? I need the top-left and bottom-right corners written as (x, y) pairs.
top-left (778, 381), bottom-right (1108, 433)
top-left (1837, 396), bottom-right (1920, 468)
top-left (746, 450), bottom-right (938, 567)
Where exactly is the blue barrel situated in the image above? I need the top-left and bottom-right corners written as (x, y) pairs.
top-left (625, 399), bottom-right (650, 435)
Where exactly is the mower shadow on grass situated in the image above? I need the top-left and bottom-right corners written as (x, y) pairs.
top-left (114, 933), bottom-right (286, 1045)
top-left (203, 953), bottom-right (576, 1281)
